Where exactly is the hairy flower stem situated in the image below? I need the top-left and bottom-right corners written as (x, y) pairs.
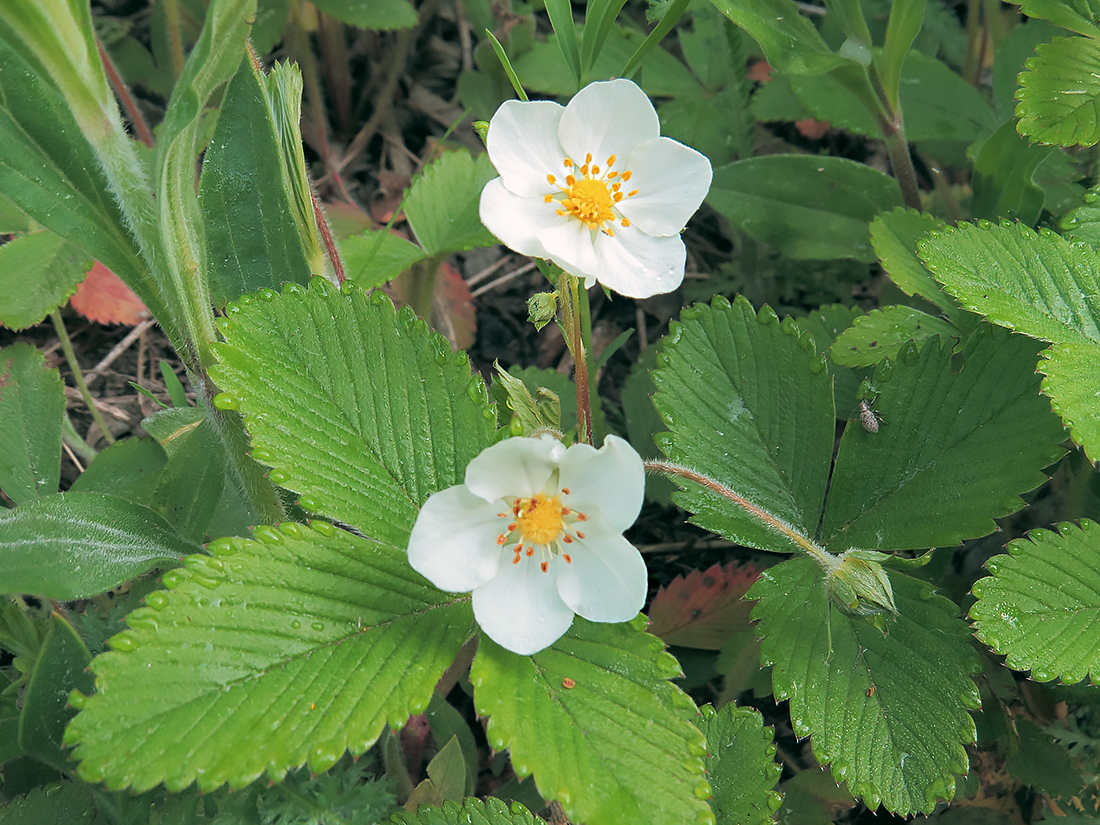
top-left (645, 460), bottom-right (838, 572)
top-left (50, 311), bottom-right (116, 446)
top-left (561, 273), bottom-right (594, 445)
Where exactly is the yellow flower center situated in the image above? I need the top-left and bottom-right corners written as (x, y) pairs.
top-left (495, 486), bottom-right (590, 573)
top-left (515, 494), bottom-right (564, 545)
top-left (544, 153), bottom-right (638, 236)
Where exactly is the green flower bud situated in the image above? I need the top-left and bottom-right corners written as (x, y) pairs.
top-left (527, 291), bottom-right (559, 331)
top-left (472, 120), bottom-right (490, 144)
top-left (825, 550), bottom-right (897, 622)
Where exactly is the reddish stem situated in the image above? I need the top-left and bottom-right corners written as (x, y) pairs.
top-left (97, 38), bottom-right (153, 148)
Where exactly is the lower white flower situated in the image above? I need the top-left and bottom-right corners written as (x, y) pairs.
top-left (407, 434), bottom-right (647, 655)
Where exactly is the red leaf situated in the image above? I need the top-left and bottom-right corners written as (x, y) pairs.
top-left (70, 261), bottom-right (148, 325)
top-left (433, 260), bottom-right (476, 351)
top-left (795, 119), bottom-right (831, 139)
top-left (647, 562), bottom-right (761, 650)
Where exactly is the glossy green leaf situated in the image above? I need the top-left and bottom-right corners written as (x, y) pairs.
top-left (652, 297), bottom-right (834, 554)
top-left (472, 618), bottom-right (710, 825)
top-left (340, 229), bottom-right (428, 288)
top-left (209, 279), bottom-right (496, 545)
top-left (18, 614), bottom-right (94, 772)
top-left (707, 156), bottom-right (903, 262)
top-left (310, 0), bottom-right (417, 30)
top-left (830, 306), bottom-right (958, 368)
top-left (1039, 341), bottom-right (1100, 461)
top-left (1016, 37), bottom-right (1100, 147)
top-left (710, 0), bottom-right (850, 76)
top-left (971, 520), bottom-right (1100, 684)
top-left (821, 328), bottom-right (1065, 552)
top-left (751, 557), bottom-right (980, 814)
top-left (0, 492), bottom-right (192, 599)
top-left (66, 523), bottom-right (472, 792)
top-left (0, 343), bottom-right (64, 504)
top-left (698, 703), bottom-right (781, 825)
top-left (404, 150), bottom-right (496, 257)
top-left (869, 208), bottom-right (956, 315)
top-left (199, 57), bottom-right (312, 307)
top-left (0, 231), bottom-right (90, 330)
top-left (1010, 0), bottom-right (1100, 38)
top-left (389, 798), bottom-right (540, 825)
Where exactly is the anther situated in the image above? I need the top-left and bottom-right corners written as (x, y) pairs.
top-left (508, 523), bottom-right (516, 531)
top-left (561, 507), bottom-right (571, 515)
top-left (576, 531), bottom-right (585, 539)
top-left (526, 547), bottom-right (534, 556)
top-left (496, 535), bottom-right (507, 545)
top-left (563, 535), bottom-right (574, 544)
top-left (576, 512), bottom-right (588, 521)
top-left (547, 174), bottom-right (556, 184)
top-left (585, 153), bottom-right (592, 164)
top-left (627, 189), bottom-right (639, 197)
top-left (621, 219), bottom-right (631, 227)
top-left (561, 487), bottom-right (571, 494)
top-left (564, 158), bottom-right (573, 167)
top-left (621, 170), bottom-right (632, 181)
top-left (592, 165), bottom-right (600, 175)
top-left (540, 562), bottom-right (549, 573)
top-left (544, 194), bottom-right (553, 203)
top-left (613, 193), bottom-right (623, 202)
top-left (513, 556), bottom-right (521, 565)
top-left (607, 154), bottom-right (616, 166)
top-left (563, 554), bottom-right (572, 563)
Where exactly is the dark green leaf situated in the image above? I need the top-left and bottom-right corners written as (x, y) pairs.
top-left (68, 438), bottom-right (168, 506)
top-left (1016, 37), bottom-right (1100, 147)
top-left (310, 0), bottom-right (417, 30)
top-left (1004, 719), bottom-right (1085, 798)
top-left (389, 798), bottom-right (540, 825)
top-left (65, 523), bottom-right (472, 792)
top-left (710, 0), bottom-right (850, 75)
top-left (0, 231), bottom-right (90, 330)
top-left (427, 692), bottom-right (478, 795)
top-left (751, 557), bottom-right (980, 814)
top-left (472, 617), bottom-right (710, 825)
top-left (0, 343), bottom-right (64, 504)
top-left (151, 416), bottom-right (226, 542)
top-left (340, 229), bottom-right (428, 288)
top-left (971, 118), bottom-right (1052, 223)
top-left (699, 703), bottom-right (782, 825)
top-left (652, 297), bottom-right (834, 554)
top-left (199, 57), bottom-right (312, 307)
top-left (209, 280), bottom-right (496, 545)
top-left (707, 156), bottom-right (903, 262)
top-left (877, 0), bottom-right (926, 111)
top-left (0, 782), bottom-right (98, 825)
top-left (404, 151), bottom-right (496, 257)
top-left (0, 492), bottom-right (192, 599)
top-left (545, 0), bottom-right (581, 84)
top-left (829, 306), bottom-right (958, 368)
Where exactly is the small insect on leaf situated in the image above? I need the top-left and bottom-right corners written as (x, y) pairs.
top-left (866, 686), bottom-right (875, 698)
top-left (858, 399), bottom-right (880, 433)
top-left (562, 677), bottom-right (576, 689)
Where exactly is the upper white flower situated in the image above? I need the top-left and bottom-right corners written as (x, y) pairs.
top-left (407, 434), bottom-right (647, 655)
top-left (479, 78), bottom-right (713, 299)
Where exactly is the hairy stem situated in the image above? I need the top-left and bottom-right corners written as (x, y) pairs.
top-left (560, 274), bottom-right (593, 445)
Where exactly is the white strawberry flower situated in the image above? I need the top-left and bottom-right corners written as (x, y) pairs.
top-left (407, 434), bottom-right (647, 655)
top-left (478, 78), bottom-right (713, 299)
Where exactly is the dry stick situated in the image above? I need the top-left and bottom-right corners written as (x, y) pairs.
top-left (83, 317), bottom-right (156, 385)
top-left (337, 29), bottom-right (411, 177)
top-left (466, 255), bottom-right (511, 288)
top-left (97, 39), bottom-right (154, 148)
top-left (470, 262), bottom-right (537, 298)
top-left (61, 438), bottom-right (86, 474)
top-left (51, 311), bottom-right (117, 445)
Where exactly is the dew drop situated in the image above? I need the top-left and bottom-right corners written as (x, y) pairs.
top-left (311, 622), bottom-right (325, 632)
top-left (693, 779), bottom-right (713, 799)
top-left (299, 495), bottom-right (319, 511)
top-left (145, 591), bottom-right (170, 610)
top-left (285, 282), bottom-right (304, 295)
top-left (252, 448), bottom-right (273, 463)
top-left (269, 469), bottom-right (289, 484)
top-left (110, 633), bottom-right (137, 651)
top-left (1085, 190), bottom-right (1100, 203)
top-left (370, 289), bottom-right (390, 306)
top-left (258, 288), bottom-right (277, 301)
top-left (254, 525), bottom-right (284, 544)
top-left (280, 522), bottom-right (305, 538)
top-left (311, 520), bottom-right (336, 537)
top-left (291, 619), bottom-right (302, 629)
top-left (212, 393), bottom-right (239, 411)
top-left (239, 293), bottom-right (254, 305)
top-left (68, 690), bottom-right (87, 709)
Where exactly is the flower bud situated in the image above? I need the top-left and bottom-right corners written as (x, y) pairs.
top-left (825, 550), bottom-right (897, 624)
top-left (527, 291), bottom-right (559, 331)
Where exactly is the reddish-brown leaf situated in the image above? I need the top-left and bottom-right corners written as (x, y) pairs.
top-left (70, 261), bottom-right (148, 325)
top-left (647, 562), bottom-right (761, 650)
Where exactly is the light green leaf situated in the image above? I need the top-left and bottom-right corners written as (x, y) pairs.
top-left (404, 151), bottom-right (496, 257)
top-left (311, 0), bottom-right (417, 30)
top-left (971, 519), bottom-right (1100, 683)
top-left (750, 556), bottom-right (980, 814)
top-left (1010, 0), bottom-right (1100, 38)
top-left (472, 618), bottom-right (710, 825)
top-left (710, 0), bottom-right (850, 76)
top-left (0, 230), bottom-right (90, 330)
top-left (389, 798), bottom-right (540, 825)
top-left (877, 0), bottom-right (926, 111)
top-left (0, 492), bottom-right (192, 599)
top-left (658, 86), bottom-right (751, 167)
top-left (707, 156), bottom-right (903, 262)
top-left (699, 703), bottom-right (782, 825)
top-left (821, 328), bottom-right (1065, 552)
top-left (209, 279), bottom-right (496, 545)
top-left (65, 523), bottom-right (472, 792)
top-left (18, 614), bottom-right (94, 772)
top-left (340, 229), bottom-right (428, 288)
top-left (652, 297), bottom-right (835, 554)
top-left (1060, 184), bottom-right (1100, 247)
top-left (830, 306), bottom-right (958, 368)
top-left (0, 343), bottom-right (64, 504)
top-left (198, 57), bottom-right (312, 307)
top-left (545, 0), bottom-right (581, 85)
top-left (1039, 341), bottom-right (1100, 461)
top-left (869, 208), bottom-right (956, 315)
top-left (1016, 37), bottom-right (1100, 147)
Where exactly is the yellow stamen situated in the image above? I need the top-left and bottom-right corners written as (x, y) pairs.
top-left (514, 494), bottom-right (564, 545)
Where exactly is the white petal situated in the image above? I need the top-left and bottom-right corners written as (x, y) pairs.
top-left (558, 435), bottom-right (645, 533)
top-left (480, 178), bottom-right (571, 259)
top-left (592, 224), bottom-right (686, 298)
top-left (408, 485), bottom-right (506, 592)
top-left (617, 137), bottom-right (713, 236)
top-left (465, 434), bottom-right (566, 502)
top-left (556, 524), bottom-right (647, 623)
top-left (538, 219), bottom-right (600, 284)
top-left (558, 79), bottom-right (660, 173)
top-left (472, 556), bottom-right (575, 655)
top-left (486, 99), bottom-right (568, 198)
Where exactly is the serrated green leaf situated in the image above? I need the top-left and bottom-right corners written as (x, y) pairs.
top-left (821, 328), bottom-right (1065, 552)
top-left (777, 769), bottom-right (855, 825)
top-left (707, 156), bottom-right (903, 262)
top-left (1039, 341), bottom-right (1100, 461)
top-left (198, 56), bottom-right (312, 307)
top-left (1016, 37), bottom-right (1100, 147)
top-left (1060, 184), bottom-right (1100, 247)
top-left (18, 614), bottom-right (94, 772)
top-left (710, 0), bottom-right (849, 76)
top-left (209, 280), bottom-right (496, 545)
top-left (699, 703), bottom-right (781, 825)
top-left (652, 297), bottom-right (834, 554)
top-left (471, 618), bottom-right (710, 825)
top-left (404, 151), bottom-right (496, 257)
top-left (389, 798), bottom-right (539, 825)
top-left (751, 556), bottom-right (980, 814)
top-left (0, 782), bottom-right (99, 825)
top-left (971, 519), bottom-right (1100, 683)
top-left (340, 229), bottom-right (428, 288)
top-left (869, 208), bottom-right (956, 314)
top-left (1004, 718), bottom-right (1085, 798)
top-left (0, 492), bottom-right (192, 599)
top-left (830, 306), bottom-right (957, 368)
top-left (66, 523), bottom-right (472, 792)
top-left (1010, 0), bottom-right (1100, 38)
top-left (0, 231), bottom-right (90, 330)
top-left (0, 343), bottom-right (64, 504)
top-left (311, 0), bottom-right (417, 30)
top-left (795, 303), bottom-right (867, 420)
